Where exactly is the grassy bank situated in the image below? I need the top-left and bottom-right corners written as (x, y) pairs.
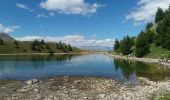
top-left (155, 94), bottom-right (170, 100)
top-left (0, 41), bottom-right (81, 54)
top-left (145, 44), bottom-right (170, 59)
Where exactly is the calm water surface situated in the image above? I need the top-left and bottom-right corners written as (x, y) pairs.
top-left (0, 54), bottom-right (170, 82)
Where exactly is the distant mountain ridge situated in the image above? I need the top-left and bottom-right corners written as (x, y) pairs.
top-left (0, 33), bottom-right (15, 41)
top-left (80, 46), bottom-right (113, 51)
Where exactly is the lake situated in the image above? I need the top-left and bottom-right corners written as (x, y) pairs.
top-left (0, 54), bottom-right (170, 82)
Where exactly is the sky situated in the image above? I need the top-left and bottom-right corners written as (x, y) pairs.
top-left (0, 0), bottom-right (170, 47)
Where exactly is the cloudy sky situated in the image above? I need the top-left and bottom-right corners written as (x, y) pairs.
top-left (0, 0), bottom-right (170, 47)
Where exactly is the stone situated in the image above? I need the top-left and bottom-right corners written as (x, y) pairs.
top-left (74, 80), bottom-right (81, 84)
top-left (33, 89), bottom-right (38, 92)
top-left (32, 79), bottom-right (39, 84)
top-left (26, 80), bottom-right (32, 85)
top-left (18, 88), bottom-right (29, 93)
top-left (98, 94), bottom-right (106, 98)
top-left (26, 79), bottom-right (39, 85)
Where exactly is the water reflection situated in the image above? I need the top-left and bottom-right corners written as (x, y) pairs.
top-left (0, 54), bottom-right (73, 62)
top-left (114, 59), bottom-right (170, 81)
top-left (0, 55), bottom-right (74, 76)
top-left (0, 54), bottom-right (170, 81)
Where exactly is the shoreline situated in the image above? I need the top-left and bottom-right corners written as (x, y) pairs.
top-left (0, 51), bottom-right (96, 56)
top-left (0, 76), bottom-right (170, 100)
top-left (107, 53), bottom-right (170, 67)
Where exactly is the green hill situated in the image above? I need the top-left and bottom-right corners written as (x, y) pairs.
top-left (114, 7), bottom-right (170, 59)
top-left (0, 33), bottom-right (81, 54)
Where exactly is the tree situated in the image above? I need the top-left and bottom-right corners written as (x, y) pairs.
top-left (155, 8), bottom-right (165, 23)
top-left (114, 38), bottom-right (120, 52)
top-left (46, 44), bottom-right (50, 49)
top-left (145, 22), bottom-right (153, 30)
top-left (59, 41), bottom-right (62, 49)
top-left (40, 39), bottom-right (45, 45)
top-left (62, 43), bottom-right (68, 52)
top-left (156, 13), bottom-right (170, 49)
top-left (119, 36), bottom-right (134, 55)
top-left (31, 39), bottom-right (41, 51)
top-left (0, 38), bottom-right (4, 45)
top-left (146, 30), bottom-right (156, 43)
top-left (135, 31), bottom-right (150, 57)
top-left (14, 40), bottom-right (19, 48)
top-left (68, 44), bottom-right (73, 51)
top-left (56, 43), bottom-right (60, 49)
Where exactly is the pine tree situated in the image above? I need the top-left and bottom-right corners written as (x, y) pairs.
top-left (114, 38), bottom-right (120, 52)
top-left (14, 40), bottom-right (19, 48)
top-left (56, 43), bottom-right (60, 49)
top-left (68, 44), bottom-right (73, 51)
top-left (146, 30), bottom-right (155, 43)
top-left (156, 13), bottom-right (170, 49)
top-left (40, 39), bottom-right (45, 45)
top-left (59, 41), bottom-right (62, 49)
top-left (119, 36), bottom-right (134, 55)
top-left (155, 8), bottom-right (165, 23)
top-left (145, 22), bottom-right (153, 30)
top-left (0, 38), bottom-right (4, 45)
top-left (135, 31), bottom-right (150, 57)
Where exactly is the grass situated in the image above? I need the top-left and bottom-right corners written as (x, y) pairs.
top-left (145, 44), bottom-right (170, 59)
top-left (152, 94), bottom-right (170, 100)
top-left (0, 41), bottom-right (81, 54)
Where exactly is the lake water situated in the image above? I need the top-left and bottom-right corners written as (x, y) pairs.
top-left (0, 54), bottom-right (170, 82)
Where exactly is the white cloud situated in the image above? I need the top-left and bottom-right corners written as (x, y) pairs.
top-left (36, 12), bottom-right (55, 18)
top-left (49, 12), bottom-right (55, 16)
top-left (15, 34), bottom-right (114, 47)
top-left (16, 3), bottom-right (34, 12)
top-left (126, 0), bottom-right (170, 24)
top-left (0, 23), bottom-right (20, 33)
top-left (40, 0), bottom-right (104, 15)
top-left (36, 13), bottom-right (48, 18)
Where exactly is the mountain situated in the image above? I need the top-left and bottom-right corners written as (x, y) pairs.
top-left (80, 46), bottom-right (113, 51)
top-left (0, 33), bottom-right (15, 41)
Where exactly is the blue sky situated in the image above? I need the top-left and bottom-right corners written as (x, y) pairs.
top-left (0, 0), bottom-right (170, 47)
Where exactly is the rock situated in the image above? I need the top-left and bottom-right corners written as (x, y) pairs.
top-left (32, 79), bottom-right (39, 84)
top-left (49, 95), bottom-right (54, 99)
top-left (33, 89), bottom-right (38, 92)
top-left (18, 88), bottom-right (29, 93)
top-left (98, 94), bottom-right (106, 98)
top-left (36, 94), bottom-right (42, 99)
top-left (26, 80), bottom-right (32, 85)
top-left (74, 80), bottom-right (81, 84)
top-left (26, 79), bottom-right (39, 85)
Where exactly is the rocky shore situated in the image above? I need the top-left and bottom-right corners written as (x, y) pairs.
top-left (0, 77), bottom-right (170, 100)
top-left (107, 54), bottom-right (170, 67)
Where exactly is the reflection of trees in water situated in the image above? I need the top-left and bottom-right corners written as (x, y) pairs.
top-left (0, 55), bottom-right (74, 62)
top-left (114, 59), bottom-right (135, 79)
top-left (114, 59), bottom-right (170, 81)
top-left (135, 63), bottom-right (170, 81)
top-left (0, 55), bottom-right (74, 73)
top-left (54, 55), bottom-right (73, 62)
